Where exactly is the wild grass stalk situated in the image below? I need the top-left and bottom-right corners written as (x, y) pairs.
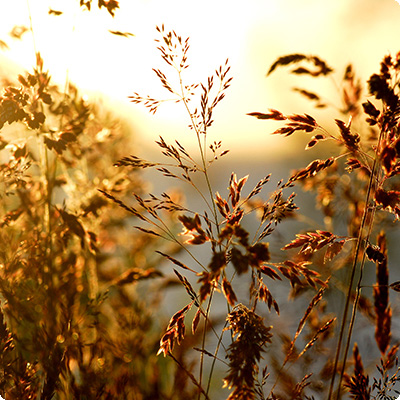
top-left (1, 4), bottom-right (400, 398)
top-left (121, 31), bottom-right (400, 398)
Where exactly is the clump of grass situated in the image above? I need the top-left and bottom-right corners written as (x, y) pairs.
top-left (1, 5), bottom-right (400, 398)
top-left (106, 27), bottom-right (400, 399)
top-left (0, 49), bottom-right (179, 398)
top-left (223, 304), bottom-right (273, 400)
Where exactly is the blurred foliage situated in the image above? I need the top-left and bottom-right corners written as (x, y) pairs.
top-left (1, 2), bottom-right (400, 399)
top-left (0, 52), bottom-right (192, 399)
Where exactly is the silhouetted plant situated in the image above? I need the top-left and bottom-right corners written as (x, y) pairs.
top-left (250, 52), bottom-right (400, 399)
top-left (105, 27), bottom-right (400, 399)
top-left (2, 4), bottom-right (400, 398)
top-left (0, 48), bottom-right (181, 398)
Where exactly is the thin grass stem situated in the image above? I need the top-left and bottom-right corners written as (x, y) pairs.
top-left (328, 124), bottom-right (384, 400)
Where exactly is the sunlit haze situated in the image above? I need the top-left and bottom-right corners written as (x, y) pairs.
top-left (1, 0), bottom-right (400, 158)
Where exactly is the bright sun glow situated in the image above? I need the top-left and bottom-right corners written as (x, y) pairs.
top-left (1, 0), bottom-right (400, 157)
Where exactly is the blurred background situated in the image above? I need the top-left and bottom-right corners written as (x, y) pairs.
top-left (1, 0), bottom-right (400, 159)
top-left (1, 1), bottom-right (400, 397)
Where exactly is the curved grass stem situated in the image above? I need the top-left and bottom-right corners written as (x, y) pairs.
top-left (328, 126), bottom-right (384, 400)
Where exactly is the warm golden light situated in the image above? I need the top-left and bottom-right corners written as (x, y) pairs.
top-left (2, 3), bottom-right (400, 399)
top-left (1, 0), bottom-right (400, 157)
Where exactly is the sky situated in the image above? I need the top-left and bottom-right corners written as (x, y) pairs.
top-left (1, 0), bottom-right (400, 159)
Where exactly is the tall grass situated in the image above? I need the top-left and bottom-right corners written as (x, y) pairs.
top-left (104, 28), bottom-right (400, 399)
top-left (1, 3), bottom-right (400, 398)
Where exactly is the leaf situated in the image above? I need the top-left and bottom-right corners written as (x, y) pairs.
top-left (362, 100), bottom-right (380, 118)
top-left (133, 226), bottom-right (162, 237)
top-left (178, 214), bottom-right (202, 231)
top-left (258, 281), bottom-right (279, 313)
top-left (366, 243), bottom-right (385, 264)
top-left (178, 214), bottom-right (208, 244)
top-left (168, 302), bottom-right (193, 327)
top-left (287, 158), bottom-right (335, 184)
top-left (260, 265), bottom-right (281, 280)
top-left (368, 74), bottom-right (390, 100)
top-left (40, 92), bottom-right (52, 105)
top-left (9, 25), bottom-right (28, 40)
top-left (293, 88), bottom-right (325, 107)
top-left (267, 54), bottom-right (308, 75)
top-left (271, 114), bottom-right (318, 138)
top-left (109, 30), bottom-right (135, 37)
top-left (220, 149), bottom-right (229, 157)
top-left (60, 131), bottom-right (77, 143)
top-left (18, 75), bottom-right (28, 86)
top-left (27, 111), bottom-right (46, 129)
top-left (267, 54), bottom-right (333, 76)
top-left (247, 109), bottom-right (286, 120)
top-left (289, 114), bottom-right (317, 126)
top-left (98, 0), bottom-right (120, 16)
top-left (248, 243), bottom-right (270, 265)
top-left (0, 39), bottom-right (9, 50)
top-left (299, 318), bottom-right (335, 357)
top-left (222, 277), bottom-right (237, 306)
top-left (193, 347), bottom-right (216, 359)
top-left (114, 155), bottom-right (157, 168)
top-left (389, 281), bottom-right (400, 292)
top-left (324, 241), bottom-right (345, 263)
top-left (33, 111), bottom-right (45, 124)
top-left (381, 145), bottom-right (396, 175)
top-left (156, 251), bottom-right (196, 273)
top-left (345, 158), bottom-right (363, 172)
top-left (283, 230), bottom-right (337, 256)
top-left (158, 301), bottom-right (195, 357)
top-left (335, 119), bottom-right (360, 151)
top-left (173, 269), bottom-right (199, 306)
top-left (12, 144), bottom-right (27, 159)
top-left (310, 55), bottom-right (334, 75)
top-left (229, 173), bottom-right (248, 207)
top-left (49, 8), bottom-right (63, 15)
top-left (282, 235), bottom-right (310, 250)
top-left (208, 252), bottom-right (226, 273)
top-left (272, 126), bottom-right (296, 136)
top-left (215, 192), bottom-right (230, 218)
top-left (198, 271), bottom-right (213, 303)
top-left (44, 136), bottom-right (62, 154)
top-left (245, 174), bottom-right (271, 201)
top-left (58, 208), bottom-right (86, 247)
top-left (292, 67), bottom-right (312, 75)
top-left (192, 309), bottom-right (201, 334)
top-left (114, 268), bottom-right (163, 285)
top-left (375, 188), bottom-right (400, 210)
top-left (305, 138), bottom-right (317, 150)
top-left (0, 209), bottom-right (23, 228)
top-left (230, 247), bottom-right (249, 275)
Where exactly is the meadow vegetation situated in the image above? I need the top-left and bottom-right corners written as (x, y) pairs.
top-left (0, 3), bottom-right (400, 399)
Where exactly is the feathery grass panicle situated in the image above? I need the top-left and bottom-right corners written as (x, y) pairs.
top-left (2, 10), bottom-right (400, 398)
top-left (249, 51), bottom-right (400, 399)
top-left (223, 304), bottom-right (273, 400)
top-left (373, 232), bottom-right (391, 355)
